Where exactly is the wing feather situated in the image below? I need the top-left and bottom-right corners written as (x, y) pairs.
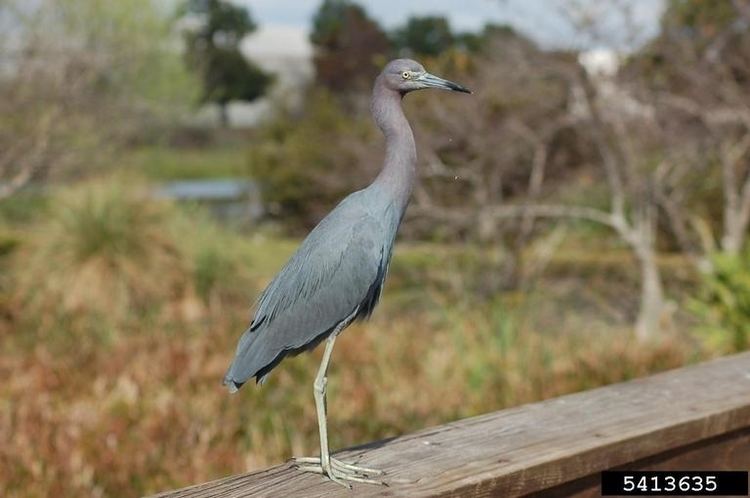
top-left (224, 194), bottom-right (393, 387)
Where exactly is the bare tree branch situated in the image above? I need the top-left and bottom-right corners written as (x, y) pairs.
top-left (489, 203), bottom-right (615, 227)
top-left (576, 69), bottom-right (627, 218)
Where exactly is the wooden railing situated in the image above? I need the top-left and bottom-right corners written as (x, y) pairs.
top-left (149, 351), bottom-right (750, 497)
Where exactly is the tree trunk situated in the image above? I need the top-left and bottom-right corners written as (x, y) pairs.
top-left (477, 208), bottom-right (498, 245)
top-left (218, 102), bottom-right (230, 128)
top-left (721, 209), bottom-right (746, 256)
top-left (634, 247), bottom-right (664, 342)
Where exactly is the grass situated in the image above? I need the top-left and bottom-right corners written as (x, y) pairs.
top-left (0, 176), bottom-right (726, 497)
top-left (122, 145), bottom-right (250, 180)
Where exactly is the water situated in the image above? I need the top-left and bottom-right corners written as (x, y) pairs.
top-left (155, 179), bottom-right (264, 225)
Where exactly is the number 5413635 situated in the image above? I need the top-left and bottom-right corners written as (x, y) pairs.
top-left (622, 475), bottom-right (717, 493)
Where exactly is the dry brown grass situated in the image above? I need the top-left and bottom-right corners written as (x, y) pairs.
top-left (0, 306), bottom-right (703, 498)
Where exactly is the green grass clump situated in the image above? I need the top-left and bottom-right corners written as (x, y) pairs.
top-left (691, 250), bottom-right (750, 352)
top-left (7, 176), bottom-right (252, 349)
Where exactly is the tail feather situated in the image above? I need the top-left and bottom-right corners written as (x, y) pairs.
top-left (224, 307), bottom-right (356, 391)
top-left (223, 325), bottom-right (277, 391)
top-left (223, 377), bottom-right (243, 393)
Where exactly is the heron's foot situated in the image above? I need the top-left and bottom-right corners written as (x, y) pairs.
top-left (293, 456), bottom-right (386, 487)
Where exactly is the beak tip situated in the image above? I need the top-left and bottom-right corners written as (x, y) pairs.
top-left (449, 84), bottom-right (471, 94)
top-left (450, 82), bottom-right (471, 94)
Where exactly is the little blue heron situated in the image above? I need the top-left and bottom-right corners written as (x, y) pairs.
top-left (224, 59), bottom-right (470, 487)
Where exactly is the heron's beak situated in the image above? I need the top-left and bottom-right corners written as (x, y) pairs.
top-left (419, 72), bottom-right (471, 94)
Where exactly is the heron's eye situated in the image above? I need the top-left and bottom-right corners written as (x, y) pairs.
top-left (402, 71), bottom-right (410, 79)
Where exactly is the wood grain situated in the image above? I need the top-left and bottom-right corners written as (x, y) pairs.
top-left (527, 427), bottom-right (750, 497)
top-left (148, 351), bottom-right (750, 498)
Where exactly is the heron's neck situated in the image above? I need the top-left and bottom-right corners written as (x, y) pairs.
top-left (371, 79), bottom-right (416, 211)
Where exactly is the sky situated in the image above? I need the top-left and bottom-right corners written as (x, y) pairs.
top-left (238, 0), bottom-right (666, 57)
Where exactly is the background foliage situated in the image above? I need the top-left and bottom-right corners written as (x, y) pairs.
top-left (181, 0), bottom-right (272, 126)
top-left (1, 0), bottom-right (749, 496)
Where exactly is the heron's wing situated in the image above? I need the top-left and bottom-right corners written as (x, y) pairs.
top-left (253, 212), bottom-right (385, 333)
top-left (225, 195), bottom-right (394, 386)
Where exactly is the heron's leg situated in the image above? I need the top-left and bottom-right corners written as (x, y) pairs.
top-left (293, 333), bottom-right (386, 486)
top-left (314, 334), bottom-right (337, 480)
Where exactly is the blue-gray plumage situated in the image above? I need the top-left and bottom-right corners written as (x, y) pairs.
top-left (224, 58), bottom-right (470, 487)
top-left (225, 187), bottom-right (399, 386)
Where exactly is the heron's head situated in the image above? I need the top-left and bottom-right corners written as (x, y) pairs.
top-left (380, 59), bottom-right (471, 95)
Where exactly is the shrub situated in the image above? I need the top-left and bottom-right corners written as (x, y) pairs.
top-left (12, 179), bottom-right (185, 340)
top-left (691, 250), bottom-right (750, 352)
top-left (248, 89), bottom-right (379, 231)
top-left (8, 177), bottom-right (251, 347)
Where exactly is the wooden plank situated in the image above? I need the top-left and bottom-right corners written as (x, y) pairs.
top-left (527, 427), bottom-right (750, 497)
top-left (148, 352), bottom-right (750, 498)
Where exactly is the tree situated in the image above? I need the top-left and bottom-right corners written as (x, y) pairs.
top-left (0, 0), bottom-right (197, 199)
top-left (624, 0), bottom-right (750, 262)
top-left (392, 16), bottom-right (455, 57)
top-left (248, 88), bottom-right (381, 230)
top-left (453, 24), bottom-right (520, 53)
top-left (182, 0), bottom-right (272, 126)
top-left (309, 0), bottom-right (390, 94)
top-left (483, 0), bottom-right (750, 340)
top-left (405, 24), bottom-right (672, 340)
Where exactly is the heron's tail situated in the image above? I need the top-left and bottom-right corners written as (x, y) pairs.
top-left (223, 376), bottom-right (243, 393)
top-left (223, 324), bottom-right (274, 392)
